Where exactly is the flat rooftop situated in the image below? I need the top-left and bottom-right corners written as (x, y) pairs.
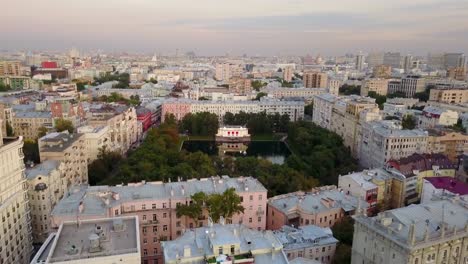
top-left (47, 216), bottom-right (139, 262)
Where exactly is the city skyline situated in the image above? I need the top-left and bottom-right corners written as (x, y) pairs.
top-left (2, 0), bottom-right (468, 55)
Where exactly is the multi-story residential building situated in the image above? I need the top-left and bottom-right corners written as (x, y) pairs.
top-left (11, 111), bottom-right (54, 140)
top-left (303, 71), bottom-right (328, 88)
top-left (0, 76), bottom-right (31, 90)
top-left (360, 78), bottom-right (389, 96)
top-left (420, 177), bottom-right (468, 204)
top-left (386, 153), bottom-right (456, 207)
top-left (397, 75), bottom-right (426, 98)
top-left (403, 55), bottom-right (413, 73)
top-left (31, 216), bottom-right (141, 264)
top-left (25, 160), bottom-right (66, 243)
top-left (358, 120), bottom-right (428, 169)
top-left (38, 131), bottom-right (88, 186)
top-left (162, 98), bottom-right (305, 123)
top-left (327, 79), bottom-right (341, 95)
top-left (229, 77), bottom-right (252, 95)
top-left (444, 53), bottom-right (465, 69)
top-left (419, 106), bottom-right (459, 129)
top-left (50, 176), bottom-right (268, 264)
top-left (447, 67), bottom-right (467, 81)
top-left (215, 63), bottom-right (232, 81)
top-left (356, 54), bottom-right (364, 71)
top-left (265, 87), bottom-right (327, 103)
top-left (338, 172), bottom-right (379, 211)
top-left (162, 223), bottom-right (288, 264)
top-left (427, 129), bottom-right (468, 163)
top-left (427, 53), bottom-right (446, 70)
top-left (387, 79), bottom-right (402, 94)
top-left (330, 96), bottom-right (381, 157)
top-left (283, 66), bottom-right (294, 82)
top-left (274, 225), bottom-right (338, 263)
top-left (351, 199), bottom-right (468, 264)
top-left (367, 52), bottom-right (384, 69)
top-left (0, 60), bottom-right (21, 76)
top-left (312, 93), bottom-right (339, 130)
top-left (372, 65), bottom-right (392, 78)
top-left (429, 88), bottom-right (468, 104)
top-left (267, 186), bottom-right (366, 230)
top-left (0, 127), bottom-right (33, 264)
top-left (50, 101), bottom-right (86, 128)
top-left (76, 125), bottom-right (113, 162)
top-left (383, 52), bottom-right (401, 68)
top-left (87, 104), bottom-right (140, 154)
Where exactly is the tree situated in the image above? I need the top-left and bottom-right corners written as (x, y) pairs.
top-left (255, 92), bottom-right (268, 101)
top-left (176, 191), bottom-right (208, 227)
top-left (5, 121), bottom-right (14, 136)
top-left (148, 78), bottom-right (158, 84)
top-left (402, 115), bottom-right (416, 130)
top-left (332, 244), bottom-right (351, 264)
top-left (251, 80), bottom-right (266, 91)
top-left (387, 91), bottom-right (406, 98)
top-left (449, 119), bottom-right (465, 132)
top-left (339, 84), bottom-right (361, 95)
top-left (367, 91), bottom-right (387, 109)
top-left (23, 140), bottom-right (40, 164)
top-left (55, 118), bottom-right (74, 133)
top-left (304, 103), bottom-right (313, 117)
top-left (38, 126), bottom-right (48, 138)
top-left (180, 112), bottom-right (219, 137)
top-left (0, 83), bottom-right (12, 92)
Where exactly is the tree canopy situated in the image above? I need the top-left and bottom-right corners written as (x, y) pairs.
top-left (402, 115), bottom-right (417, 130)
top-left (223, 112), bottom-right (290, 134)
top-left (339, 84), bottom-right (361, 95)
top-left (55, 118), bottom-right (74, 133)
top-left (180, 112), bottom-right (219, 137)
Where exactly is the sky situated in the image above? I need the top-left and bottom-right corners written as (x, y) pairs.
top-left (1, 0), bottom-right (468, 56)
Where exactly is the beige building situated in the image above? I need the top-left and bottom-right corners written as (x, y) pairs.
top-left (427, 130), bottom-right (468, 163)
top-left (327, 79), bottom-right (341, 95)
top-left (229, 77), bottom-right (252, 95)
top-left (11, 111), bottom-right (54, 140)
top-left (303, 71), bottom-right (328, 88)
top-left (351, 199), bottom-right (468, 264)
top-left (447, 67), bottom-right (467, 81)
top-left (361, 78), bottom-right (389, 96)
top-left (77, 125), bottom-right (113, 162)
top-left (267, 186), bottom-right (366, 230)
top-left (0, 126), bottom-right (33, 263)
top-left (38, 131), bottom-right (88, 186)
top-left (26, 160), bottom-right (66, 243)
top-left (429, 88), bottom-right (468, 104)
top-left (31, 216), bottom-right (141, 264)
top-left (283, 66), bottom-right (294, 82)
top-left (87, 104), bottom-right (140, 154)
top-left (372, 65), bottom-right (392, 78)
top-left (0, 60), bottom-right (21, 76)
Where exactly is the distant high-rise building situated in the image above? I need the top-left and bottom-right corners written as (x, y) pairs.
top-left (0, 125), bottom-right (33, 263)
top-left (458, 54), bottom-right (467, 68)
top-left (0, 60), bottom-right (21, 76)
top-left (215, 63), bottom-right (231, 81)
top-left (367, 52), bottom-right (384, 68)
top-left (383, 52), bottom-right (402, 68)
top-left (283, 66), bottom-right (293, 82)
top-left (444, 53), bottom-right (464, 69)
top-left (373, 65), bottom-right (392, 78)
top-left (356, 54), bottom-right (364, 71)
top-left (403, 55), bottom-right (413, 73)
top-left (303, 71), bottom-right (328, 88)
top-left (427, 53), bottom-right (445, 70)
top-left (395, 75), bottom-right (426, 97)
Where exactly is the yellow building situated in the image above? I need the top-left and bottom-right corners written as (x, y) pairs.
top-left (427, 130), bottom-right (468, 162)
top-left (429, 88), bottom-right (468, 104)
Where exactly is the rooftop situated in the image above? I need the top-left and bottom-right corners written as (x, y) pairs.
top-left (387, 153), bottom-right (455, 177)
top-left (268, 186), bottom-right (368, 217)
top-left (353, 199), bottom-right (468, 249)
top-left (365, 120), bottom-right (428, 138)
top-left (25, 160), bottom-right (61, 180)
top-left (273, 225), bottom-right (338, 250)
top-left (41, 216), bottom-right (139, 263)
top-left (162, 223), bottom-right (288, 264)
top-left (39, 132), bottom-right (83, 152)
top-left (424, 177), bottom-right (468, 195)
top-left (52, 176), bottom-right (267, 217)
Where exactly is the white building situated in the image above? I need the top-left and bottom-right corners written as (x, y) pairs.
top-left (419, 106), bottom-right (459, 129)
top-left (312, 93), bottom-right (339, 130)
top-left (420, 177), bottom-right (468, 204)
top-left (77, 125), bottom-right (113, 162)
top-left (358, 120), bottom-right (428, 168)
top-left (31, 216), bottom-right (141, 264)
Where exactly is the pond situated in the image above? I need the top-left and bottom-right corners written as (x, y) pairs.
top-left (181, 140), bottom-right (291, 164)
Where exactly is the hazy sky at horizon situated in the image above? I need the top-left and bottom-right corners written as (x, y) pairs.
top-left (2, 0), bottom-right (468, 55)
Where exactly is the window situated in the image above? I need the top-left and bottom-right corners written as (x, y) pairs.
top-left (176, 221), bottom-right (181, 227)
top-left (143, 249), bottom-right (148, 256)
top-left (143, 238), bottom-right (147, 244)
top-left (142, 204), bottom-right (146, 210)
top-left (322, 247), bottom-right (325, 252)
top-left (258, 217), bottom-right (261, 222)
top-left (143, 227), bottom-right (147, 233)
top-left (218, 247), bottom-right (223, 255)
top-left (259, 195), bottom-right (263, 200)
top-left (249, 218), bottom-right (252, 223)
top-left (231, 245), bottom-right (235, 254)
top-left (163, 225), bottom-right (168, 231)
top-left (153, 214), bottom-right (157, 221)
top-left (249, 195), bottom-right (253, 201)
top-left (163, 203), bottom-right (167, 208)
top-left (115, 209), bottom-right (119, 215)
top-left (143, 215), bottom-right (147, 221)
top-left (152, 204), bottom-right (156, 209)
top-left (163, 213), bottom-right (167, 218)
top-left (154, 248), bottom-right (158, 255)
top-left (153, 226), bottom-right (157, 232)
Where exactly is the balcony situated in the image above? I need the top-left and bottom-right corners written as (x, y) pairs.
top-left (141, 219), bottom-right (159, 226)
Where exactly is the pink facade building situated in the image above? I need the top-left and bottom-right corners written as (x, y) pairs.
top-left (267, 186), bottom-right (366, 230)
top-left (161, 99), bottom-right (191, 122)
top-left (51, 176), bottom-right (267, 264)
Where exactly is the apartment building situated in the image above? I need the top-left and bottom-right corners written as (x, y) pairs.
top-left (0, 76), bottom-right (31, 90)
top-left (312, 93), bottom-right (339, 130)
top-left (161, 98), bottom-right (305, 123)
top-left (77, 125), bottom-right (113, 162)
top-left (283, 66), bottom-right (294, 82)
top-left (303, 71), bottom-right (328, 88)
top-left (360, 78), bottom-right (389, 96)
top-left (420, 177), bottom-right (468, 204)
top-left (87, 104), bottom-right (140, 154)
top-left (25, 160), bottom-right (66, 243)
top-left (383, 52), bottom-right (401, 68)
top-left (274, 225), bottom-right (338, 263)
top-left (351, 199), bottom-right (468, 264)
top-left (338, 172), bottom-right (379, 211)
top-left (429, 88), bottom-right (468, 104)
top-left (267, 186), bottom-right (366, 230)
top-left (419, 106), bottom-right (459, 129)
top-left (0, 128), bottom-right (33, 264)
top-left (11, 111), bottom-right (54, 140)
top-left (31, 216), bottom-right (141, 264)
top-left (358, 120), bottom-right (428, 169)
top-left (427, 129), bottom-right (468, 163)
top-left (38, 131), bottom-right (88, 186)
top-left (162, 223), bottom-right (288, 264)
top-left (396, 75), bottom-right (426, 98)
top-left (327, 79), bottom-right (341, 95)
top-left (215, 63), bottom-right (232, 81)
top-left (330, 96), bottom-right (381, 157)
top-left (265, 87), bottom-right (327, 103)
top-left (372, 65), bottom-right (392, 78)
top-left (447, 67), bottom-right (467, 81)
top-left (0, 60), bottom-right (21, 76)
top-left (50, 176), bottom-right (268, 264)
top-left (229, 77), bottom-right (252, 95)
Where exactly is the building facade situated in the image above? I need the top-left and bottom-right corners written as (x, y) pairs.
top-left (303, 72), bottom-right (328, 88)
top-left (429, 88), bottom-right (468, 104)
top-left (361, 78), bottom-right (389, 96)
